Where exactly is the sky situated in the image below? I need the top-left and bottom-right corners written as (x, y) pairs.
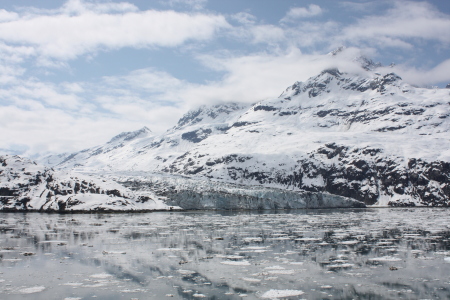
top-left (0, 0), bottom-right (450, 156)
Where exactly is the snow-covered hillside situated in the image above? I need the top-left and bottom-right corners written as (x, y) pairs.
top-left (0, 155), bottom-right (172, 212)
top-left (36, 58), bottom-right (450, 208)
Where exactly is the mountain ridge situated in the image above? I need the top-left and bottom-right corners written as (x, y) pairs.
top-left (31, 64), bottom-right (450, 208)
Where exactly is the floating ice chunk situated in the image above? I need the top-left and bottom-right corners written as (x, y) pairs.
top-left (177, 269), bottom-right (197, 275)
top-left (241, 277), bottom-right (261, 283)
top-left (261, 289), bottom-right (304, 298)
top-left (328, 263), bottom-right (354, 269)
top-left (220, 260), bottom-right (251, 266)
top-left (240, 246), bottom-right (270, 252)
top-left (38, 240), bottom-right (68, 244)
top-left (102, 250), bottom-right (126, 254)
top-left (444, 257), bottom-right (450, 263)
top-left (157, 248), bottom-right (183, 251)
top-left (369, 256), bottom-right (402, 262)
top-left (267, 270), bottom-right (295, 275)
top-left (241, 246), bottom-right (269, 250)
top-left (270, 237), bottom-right (291, 241)
top-left (62, 282), bottom-right (83, 286)
top-left (216, 254), bottom-right (245, 259)
top-left (243, 237), bottom-right (263, 242)
top-left (18, 286), bottom-right (46, 294)
top-left (2, 258), bottom-right (22, 262)
top-left (120, 289), bottom-right (146, 293)
top-left (83, 283), bottom-right (108, 288)
top-left (340, 240), bottom-right (359, 245)
top-left (264, 266), bottom-right (285, 270)
top-left (90, 273), bottom-right (113, 279)
top-left (193, 293), bottom-right (207, 298)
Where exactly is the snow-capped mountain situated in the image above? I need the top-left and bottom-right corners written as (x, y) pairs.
top-left (37, 62), bottom-right (450, 208)
top-left (0, 155), bottom-right (171, 211)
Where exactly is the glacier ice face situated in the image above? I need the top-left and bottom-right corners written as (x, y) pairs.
top-left (112, 173), bottom-right (365, 210)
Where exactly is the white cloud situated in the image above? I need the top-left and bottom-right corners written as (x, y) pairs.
top-left (0, 9), bottom-right (19, 22)
top-left (250, 25), bottom-right (285, 44)
top-left (0, 1), bottom-right (229, 60)
top-left (164, 0), bottom-right (208, 10)
top-left (0, 73), bottom-right (185, 155)
top-left (61, 0), bottom-right (139, 14)
top-left (338, 1), bottom-right (385, 12)
top-left (0, 80), bottom-right (82, 110)
top-left (231, 12), bottom-right (257, 25)
top-left (103, 69), bottom-right (184, 94)
top-left (339, 1), bottom-right (450, 48)
top-left (281, 4), bottom-right (323, 22)
top-left (386, 58), bottom-right (450, 86)
top-left (285, 20), bottom-right (340, 49)
top-left (0, 104), bottom-right (145, 154)
top-left (183, 47), bottom-right (365, 106)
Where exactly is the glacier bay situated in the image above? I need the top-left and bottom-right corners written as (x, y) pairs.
top-left (1, 208), bottom-right (450, 299)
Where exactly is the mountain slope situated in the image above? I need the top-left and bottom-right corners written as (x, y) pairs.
top-left (0, 155), bottom-right (171, 212)
top-left (43, 67), bottom-right (450, 207)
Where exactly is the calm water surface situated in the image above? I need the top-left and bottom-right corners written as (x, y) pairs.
top-left (1, 208), bottom-right (450, 299)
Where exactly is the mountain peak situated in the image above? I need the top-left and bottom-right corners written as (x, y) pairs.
top-left (109, 126), bottom-right (152, 143)
top-left (281, 70), bottom-right (404, 99)
top-left (174, 103), bottom-right (247, 130)
top-left (354, 56), bottom-right (382, 71)
top-left (328, 46), bottom-right (346, 56)
top-left (328, 46), bottom-right (382, 71)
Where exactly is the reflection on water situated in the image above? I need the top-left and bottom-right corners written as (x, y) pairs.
top-left (1, 208), bottom-right (450, 299)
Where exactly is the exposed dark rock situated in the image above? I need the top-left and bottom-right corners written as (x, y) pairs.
top-left (177, 109), bottom-right (203, 128)
top-left (232, 121), bottom-right (258, 127)
top-left (254, 105), bottom-right (278, 112)
top-left (375, 125), bottom-right (407, 132)
top-left (181, 128), bottom-right (212, 143)
top-left (278, 111), bottom-right (298, 116)
top-left (106, 189), bottom-right (123, 197)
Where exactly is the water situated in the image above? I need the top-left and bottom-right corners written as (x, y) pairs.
top-left (0, 208), bottom-right (450, 299)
